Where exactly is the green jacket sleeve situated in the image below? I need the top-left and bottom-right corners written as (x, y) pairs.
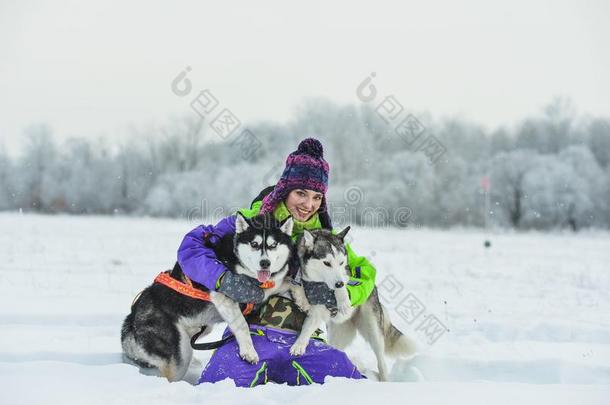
top-left (345, 243), bottom-right (377, 306)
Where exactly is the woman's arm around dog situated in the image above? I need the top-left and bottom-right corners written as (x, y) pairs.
top-left (177, 215), bottom-right (236, 290)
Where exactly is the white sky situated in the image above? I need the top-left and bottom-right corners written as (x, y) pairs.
top-left (1, 0), bottom-right (608, 154)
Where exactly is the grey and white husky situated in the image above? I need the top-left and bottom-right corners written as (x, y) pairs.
top-left (289, 227), bottom-right (417, 381)
top-left (121, 213), bottom-right (303, 382)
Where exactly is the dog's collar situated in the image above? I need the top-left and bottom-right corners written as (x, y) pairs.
top-left (259, 280), bottom-right (275, 289)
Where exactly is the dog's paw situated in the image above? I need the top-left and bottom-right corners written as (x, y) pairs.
top-left (337, 300), bottom-right (353, 318)
top-left (289, 341), bottom-right (308, 357)
top-left (336, 297), bottom-right (351, 314)
top-left (335, 298), bottom-right (354, 322)
top-left (239, 346), bottom-right (259, 364)
top-left (290, 285), bottom-right (311, 312)
top-left (335, 287), bottom-right (352, 316)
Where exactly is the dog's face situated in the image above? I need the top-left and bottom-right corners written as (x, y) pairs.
top-left (234, 213), bottom-right (294, 282)
top-left (298, 227), bottom-right (351, 289)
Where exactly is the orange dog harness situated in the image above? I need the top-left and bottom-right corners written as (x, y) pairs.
top-left (153, 271), bottom-right (275, 316)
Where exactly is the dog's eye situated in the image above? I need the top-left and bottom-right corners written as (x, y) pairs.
top-left (323, 261), bottom-right (331, 267)
top-left (267, 242), bottom-right (278, 249)
top-left (250, 242), bottom-right (260, 249)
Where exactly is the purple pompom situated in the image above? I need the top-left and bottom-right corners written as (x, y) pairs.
top-left (297, 138), bottom-right (324, 158)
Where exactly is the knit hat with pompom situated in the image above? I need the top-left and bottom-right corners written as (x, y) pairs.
top-left (260, 138), bottom-right (332, 228)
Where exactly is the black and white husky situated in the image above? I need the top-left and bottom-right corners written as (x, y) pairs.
top-left (289, 227), bottom-right (417, 381)
top-left (121, 213), bottom-right (301, 382)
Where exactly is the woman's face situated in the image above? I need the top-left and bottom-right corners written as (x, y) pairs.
top-left (285, 189), bottom-right (323, 222)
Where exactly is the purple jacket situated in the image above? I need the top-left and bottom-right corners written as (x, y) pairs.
top-left (177, 215), bottom-right (237, 290)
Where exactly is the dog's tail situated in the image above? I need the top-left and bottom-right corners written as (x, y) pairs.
top-left (381, 305), bottom-right (417, 358)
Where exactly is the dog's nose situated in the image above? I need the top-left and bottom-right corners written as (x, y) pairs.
top-left (260, 259), bottom-right (271, 269)
top-left (335, 281), bottom-right (345, 289)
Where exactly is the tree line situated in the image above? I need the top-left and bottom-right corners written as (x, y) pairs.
top-left (1, 97), bottom-right (608, 230)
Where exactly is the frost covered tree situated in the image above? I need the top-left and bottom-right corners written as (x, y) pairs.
top-left (587, 118), bottom-right (610, 168)
top-left (113, 138), bottom-right (162, 214)
top-left (15, 124), bottom-right (58, 212)
top-left (54, 138), bottom-right (122, 213)
top-left (436, 118), bottom-right (489, 163)
top-left (366, 151), bottom-right (435, 227)
top-left (518, 147), bottom-right (603, 230)
top-left (557, 145), bottom-right (605, 229)
top-left (433, 155), bottom-right (482, 227)
top-left (601, 166), bottom-right (610, 227)
top-left (153, 116), bottom-right (207, 173)
top-left (521, 155), bottom-right (581, 229)
top-left (515, 97), bottom-right (575, 154)
top-left (490, 149), bottom-right (537, 228)
top-left (0, 143), bottom-right (13, 210)
top-left (489, 128), bottom-right (513, 154)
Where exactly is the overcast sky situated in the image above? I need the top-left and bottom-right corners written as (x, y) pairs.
top-left (1, 0), bottom-right (608, 154)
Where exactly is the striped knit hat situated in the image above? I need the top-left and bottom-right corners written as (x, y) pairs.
top-left (260, 138), bottom-right (332, 228)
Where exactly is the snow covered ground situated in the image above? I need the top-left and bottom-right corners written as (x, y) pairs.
top-left (1, 212), bottom-right (609, 404)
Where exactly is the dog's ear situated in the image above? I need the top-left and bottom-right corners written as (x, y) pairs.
top-left (280, 216), bottom-right (294, 236)
top-left (335, 226), bottom-right (351, 242)
top-left (301, 229), bottom-right (315, 249)
top-left (235, 212), bottom-right (250, 234)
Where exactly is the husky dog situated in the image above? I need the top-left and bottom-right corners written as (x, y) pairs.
top-left (121, 213), bottom-right (302, 382)
top-left (289, 227), bottom-right (417, 381)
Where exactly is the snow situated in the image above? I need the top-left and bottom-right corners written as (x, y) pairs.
top-left (1, 212), bottom-right (609, 404)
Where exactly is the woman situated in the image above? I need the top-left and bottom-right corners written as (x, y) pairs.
top-left (177, 138), bottom-right (377, 386)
